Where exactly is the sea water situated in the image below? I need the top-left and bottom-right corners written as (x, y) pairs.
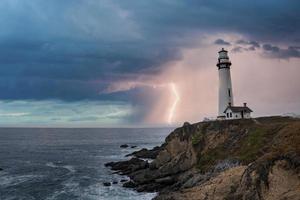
top-left (0, 128), bottom-right (172, 200)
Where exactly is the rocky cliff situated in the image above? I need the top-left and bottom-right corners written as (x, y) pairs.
top-left (106, 116), bottom-right (300, 200)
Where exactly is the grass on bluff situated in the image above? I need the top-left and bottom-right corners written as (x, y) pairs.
top-left (237, 127), bottom-right (269, 163)
top-left (191, 132), bottom-right (204, 146)
top-left (196, 118), bottom-right (300, 173)
top-left (197, 126), bottom-right (269, 172)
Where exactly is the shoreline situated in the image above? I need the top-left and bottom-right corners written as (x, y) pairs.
top-left (105, 116), bottom-right (300, 200)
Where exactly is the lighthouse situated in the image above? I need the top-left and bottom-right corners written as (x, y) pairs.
top-left (217, 48), bottom-right (234, 118)
top-left (216, 48), bottom-right (253, 119)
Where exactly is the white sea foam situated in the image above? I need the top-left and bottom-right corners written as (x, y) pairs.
top-left (45, 162), bottom-right (76, 173)
top-left (46, 162), bottom-right (57, 168)
top-left (100, 154), bottom-right (124, 159)
top-left (46, 178), bottom-right (79, 200)
top-left (62, 165), bottom-right (76, 173)
top-left (0, 174), bottom-right (43, 187)
top-left (84, 183), bottom-right (157, 200)
top-left (45, 190), bottom-right (65, 200)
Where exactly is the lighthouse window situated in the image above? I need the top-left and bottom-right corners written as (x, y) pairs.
top-left (228, 89), bottom-right (231, 97)
top-left (230, 113), bottom-right (232, 118)
top-left (226, 113), bottom-right (229, 118)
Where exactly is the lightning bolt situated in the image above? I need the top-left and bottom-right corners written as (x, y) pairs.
top-left (168, 83), bottom-right (180, 124)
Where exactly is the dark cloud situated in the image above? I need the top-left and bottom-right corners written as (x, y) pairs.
top-left (231, 46), bottom-right (256, 52)
top-left (248, 46), bottom-right (256, 51)
top-left (262, 44), bottom-right (280, 52)
top-left (263, 44), bottom-right (300, 59)
top-left (236, 40), bottom-right (260, 48)
top-left (119, 0), bottom-right (300, 42)
top-left (232, 42), bottom-right (300, 59)
top-left (231, 46), bottom-right (243, 53)
top-left (214, 39), bottom-right (231, 46)
top-left (234, 40), bottom-right (261, 52)
top-left (0, 0), bottom-right (299, 102)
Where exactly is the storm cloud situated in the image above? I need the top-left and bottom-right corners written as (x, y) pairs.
top-left (214, 39), bottom-right (231, 46)
top-left (1, 0), bottom-right (299, 99)
top-left (230, 41), bottom-right (300, 59)
top-left (0, 0), bottom-right (299, 125)
top-left (263, 44), bottom-right (300, 59)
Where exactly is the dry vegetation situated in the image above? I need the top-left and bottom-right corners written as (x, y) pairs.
top-left (196, 116), bottom-right (300, 172)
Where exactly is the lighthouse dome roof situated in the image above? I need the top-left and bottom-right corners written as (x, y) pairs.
top-left (218, 48), bottom-right (228, 53)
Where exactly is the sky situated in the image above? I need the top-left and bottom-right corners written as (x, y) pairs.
top-left (0, 0), bottom-right (299, 127)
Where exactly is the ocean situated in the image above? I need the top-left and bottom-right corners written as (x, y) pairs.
top-left (0, 128), bottom-right (172, 200)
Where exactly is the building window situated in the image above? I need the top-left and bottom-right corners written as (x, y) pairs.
top-left (227, 113), bottom-right (229, 118)
top-left (230, 113), bottom-right (232, 118)
top-left (228, 89), bottom-right (231, 97)
top-left (236, 115), bottom-right (238, 117)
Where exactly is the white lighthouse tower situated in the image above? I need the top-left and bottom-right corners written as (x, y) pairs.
top-left (216, 48), bottom-right (253, 120)
top-left (217, 48), bottom-right (234, 118)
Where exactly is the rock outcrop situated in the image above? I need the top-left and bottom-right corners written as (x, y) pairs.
top-left (126, 146), bottom-right (163, 159)
top-left (120, 144), bottom-right (129, 148)
top-left (105, 158), bottom-right (149, 175)
top-left (103, 182), bottom-right (111, 186)
top-left (105, 116), bottom-right (300, 200)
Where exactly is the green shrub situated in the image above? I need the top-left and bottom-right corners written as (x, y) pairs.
top-left (191, 132), bottom-right (204, 145)
top-left (197, 127), bottom-right (268, 172)
top-left (197, 146), bottom-right (227, 172)
top-left (238, 127), bottom-right (266, 163)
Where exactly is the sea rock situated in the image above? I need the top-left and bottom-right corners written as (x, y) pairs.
top-left (120, 144), bottom-right (129, 148)
top-left (136, 183), bottom-right (161, 192)
top-left (131, 145), bottom-right (137, 148)
top-left (120, 179), bottom-right (127, 183)
top-left (0, 168), bottom-right (3, 171)
top-left (123, 180), bottom-right (137, 188)
top-left (155, 176), bottom-right (175, 185)
top-left (105, 158), bottom-right (149, 174)
top-left (112, 181), bottom-right (118, 184)
top-left (126, 146), bottom-right (162, 159)
top-left (103, 182), bottom-right (111, 186)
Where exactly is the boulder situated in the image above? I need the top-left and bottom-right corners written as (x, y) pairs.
top-left (136, 183), bottom-right (162, 192)
top-left (120, 144), bottom-right (129, 148)
top-left (104, 162), bottom-right (114, 167)
top-left (103, 182), bottom-right (111, 186)
top-left (104, 158), bottom-right (149, 174)
top-left (123, 181), bottom-right (137, 188)
top-left (126, 146), bottom-right (162, 159)
top-left (155, 176), bottom-right (175, 185)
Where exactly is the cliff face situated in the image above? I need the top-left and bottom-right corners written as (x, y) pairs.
top-left (106, 116), bottom-right (300, 200)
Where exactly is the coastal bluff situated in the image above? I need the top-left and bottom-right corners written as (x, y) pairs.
top-left (105, 116), bottom-right (300, 200)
